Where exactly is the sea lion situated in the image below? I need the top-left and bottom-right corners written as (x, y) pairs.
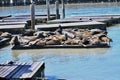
top-left (9, 36), bottom-right (20, 45)
top-left (35, 39), bottom-right (46, 46)
top-left (54, 35), bottom-right (66, 41)
top-left (64, 39), bottom-right (79, 45)
top-left (23, 36), bottom-right (38, 42)
top-left (100, 36), bottom-right (112, 45)
top-left (81, 30), bottom-right (91, 38)
top-left (34, 31), bottom-right (45, 38)
top-left (22, 29), bottom-right (35, 36)
top-left (90, 29), bottom-right (103, 35)
top-left (28, 39), bottom-right (40, 46)
top-left (46, 40), bottom-right (61, 45)
top-left (81, 38), bottom-right (90, 45)
top-left (1, 32), bottom-right (12, 38)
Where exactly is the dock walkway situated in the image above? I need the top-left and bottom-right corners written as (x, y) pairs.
top-left (0, 14), bottom-right (120, 32)
top-left (0, 62), bottom-right (45, 80)
top-left (48, 14), bottom-right (120, 25)
top-left (35, 21), bottom-right (106, 30)
top-left (0, 14), bottom-right (56, 33)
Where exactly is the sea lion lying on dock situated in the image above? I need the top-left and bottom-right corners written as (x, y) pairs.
top-left (1, 32), bottom-right (12, 38)
top-left (22, 29), bottom-right (35, 36)
top-left (11, 28), bottom-right (112, 48)
top-left (35, 39), bottom-right (46, 46)
top-left (65, 38), bottom-right (80, 45)
top-left (46, 39), bottom-right (61, 45)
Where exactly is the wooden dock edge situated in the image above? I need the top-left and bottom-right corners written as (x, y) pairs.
top-left (12, 45), bottom-right (110, 50)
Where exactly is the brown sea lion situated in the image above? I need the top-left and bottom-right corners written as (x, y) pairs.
top-left (64, 39), bottom-right (79, 45)
top-left (81, 30), bottom-right (91, 38)
top-left (35, 39), bottom-right (46, 46)
top-left (23, 36), bottom-right (38, 42)
top-left (100, 37), bottom-right (112, 45)
top-left (34, 31), bottom-right (46, 38)
top-left (22, 29), bottom-right (35, 36)
top-left (46, 40), bottom-right (61, 45)
top-left (54, 35), bottom-right (66, 41)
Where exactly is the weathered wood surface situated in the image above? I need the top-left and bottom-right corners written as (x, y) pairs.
top-left (0, 21), bottom-right (27, 25)
top-left (30, 1), bottom-right (35, 30)
top-left (48, 18), bottom-right (111, 23)
top-left (0, 62), bottom-right (44, 79)
top-left (35, 21), bottom-right (106, 30)
top-left (48, 14), bottom-right (120, 24)
top-left (0, 24), bottom-right (25, 29)
top-left (70, 14), bottom-right (120, 18)
top-left (0, 14), bottom-right (57, 31)
top-left (0, 14), bottom-right (120, 31)
top-left (2, 15), bottom-right (56, 21)
top-left (0, 15), bottom-right (11, 19)
top-left (12, 45), bottom-right (110, 50)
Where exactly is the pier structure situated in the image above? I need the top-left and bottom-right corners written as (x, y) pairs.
top-left (0, 61), bottom-right (45, 80)
top-left (0, 14), bottom-right (120, 32)
top-left (0, 14), bottom-right (57, 33)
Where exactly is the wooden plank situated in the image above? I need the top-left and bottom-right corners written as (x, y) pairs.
top-left (0, 24), bottom-right (25, 29)
top-left (14, 14), bottom-right (56, 17)
top-left (48, 18), bottom-right (110, 23)
top-left (6, 62), bottom-right (26, 79)
top-left (1, 63), bottom-right (22, 78)
top-left (0, 15), bottom-right (11, 19)
top-left (28, 62), bottom-right (44, 78)
top-left (0, 65), bottom-right (4, 72)
top-left (70, 14), bottom-right (120, 18)
top-left (35, 21), bottom-right (105, 29)
top-left (3, 16), bottom-right (55, 20)
top-left (0, 22), bottom-right (27, 25)
top-left (0, 65), bottom-right (3, 69)
top-left (62, 30), bottom-right (75, 39)
top-left (19, 62), bottom-right (40, 78)
top-left (0, 62), bottom-right (44, 79)
top-left (0, 64), bottom-right (13, 77)
top-left (12, 62), bottom-right (33, 79)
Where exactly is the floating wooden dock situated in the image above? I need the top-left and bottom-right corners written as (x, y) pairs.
top-left (0, 62), bottom-right (45, 80)
top-left (0, 14), bottom-right (120, 33)
top-left (0, 15), bottom-right (11, 19)
top-left (36, 21), bottom-right (106, 30)
top-left (48, 14), bottom-right (120, 26)
top-left (0, 14), bottom-right (57, 33)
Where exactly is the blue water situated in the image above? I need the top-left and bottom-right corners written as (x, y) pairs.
top-left (0, 3), bottom-right (120, 80)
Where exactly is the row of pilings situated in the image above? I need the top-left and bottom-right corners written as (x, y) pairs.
top-left (0, 0), bottom-right (58, 6)
top-left (0, 0), bottom-right (120, 6)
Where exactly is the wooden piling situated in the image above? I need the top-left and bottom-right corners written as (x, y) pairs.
top-left (10, 0), bottom-right (13, 6)
top-left (55, 0), bottom-right (59, 19)
top-left (61, 0), bottom-right (65, 19)
top-left (23, 0), bottom-right (26, 5)
top-left (46, 0), bottom-right (50, 21)
top-left (30, 1), bottom-right (35, 30)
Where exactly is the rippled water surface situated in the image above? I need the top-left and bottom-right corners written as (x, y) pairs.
top-left (0, 3), bottom-right (120, 80)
